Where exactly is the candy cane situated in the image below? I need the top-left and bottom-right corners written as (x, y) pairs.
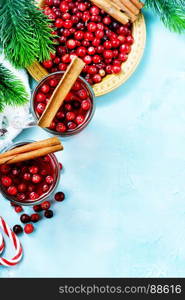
top-left (0, 233), bottom-right (5, 254)
top-left (0, 217), bottom-right (23, 266)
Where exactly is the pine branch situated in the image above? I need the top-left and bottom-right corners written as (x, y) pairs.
top-left (145, 0), bottom-right (185, 33)
top-left (0, 63), bottom-right (28, 112)
top-left (0, 0), bottom-right (54, 68)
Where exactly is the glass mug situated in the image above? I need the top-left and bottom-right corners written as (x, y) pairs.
top-left (31, 71), bottom-right (95, 136)
top-left (0, 141), bottom-right (60, 206)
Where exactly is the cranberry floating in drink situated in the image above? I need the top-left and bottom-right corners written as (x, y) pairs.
top-left (0, 138), bottom-right (62, 206)
top-left (31, 71), bottom-right (95, 136)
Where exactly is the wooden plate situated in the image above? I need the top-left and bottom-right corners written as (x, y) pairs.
top-left (27, 1), bottom-right (146, 97)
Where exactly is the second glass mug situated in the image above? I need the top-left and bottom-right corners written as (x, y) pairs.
top-left (0, 141), bottom-right (61, 206)
top-left (23, 71), bottom-right (96, 136)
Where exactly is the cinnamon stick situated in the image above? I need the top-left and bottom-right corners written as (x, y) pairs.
top-left (112, 0), bottom-right (137, 22)
top-left (38, 57), bottom-right (85, 128)
top-left (0, 144), bottom-right (63, 165)
top-left (0, 137), bottom-right (61, 160)
top-left (130, 0), bottom-right (144, 9)
top-left (120, 0), bottom-right (139, 14)
top-left (90, 0), bottom-right (129, 24)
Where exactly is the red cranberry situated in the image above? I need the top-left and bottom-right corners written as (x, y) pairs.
top-left (59, 163), bottom-right (63, 170)
top-left (106, 65), bottom-right (112, 74)
top-left (18, 183), bottom-right (27, 192)
top-left (36, 103), bottom-right (46, 115)
top-left (81, 99), bottom-right (91, 110)
top-left (84, 32), bottom-right (94, 41)
top-left (55, 18), bottom-right (63, 28)
top-left (82, 11), bottom-right (90, 22)
top-left (33, 204), bottom-right (42, 212)
top-left (41, 84), bottom-right (50, 94)
top-left (67, 121), bottom-right (77, 130)
top-left (53, 57), bottom-right (60, 64)
top-left (20, 214), bottom-right (30, 224)
top-left (76, 46), bottom-right (86, 57)
top-left (56, 111), bottom-right (65, 120)
top-left (104, 40), bottom-right (112, 49)
top-left (63, 20), bottom-right (73, 29)
top-left (92, 74), bottom-right (102, 83)
top-left (49, 79), bottom-right (58, 87)
top-left (103, 50), bottom-right (113, 59)
top-left (87, 22), bottom-right (97, 32)
top-left (111, 39), bottom-right (120, 48)
top-left (56, 123), bottom-right (67, 133)
top-left (88, 65), bottom-right (97, 74)
top-left (30, 213), bottom-right (40, 223)
top-left (76, 114), bottom-right (85, 125)
top-left (7, 185), bottom-right (17, 196)
top-left (45, 176), bottom-right (54, 184)
top-left (24, 224), bottom-right (34, 234)
top-left (83, 55), bottom-right (92, 64)
top-left (62, 12), bottom-right (71, 20)
top-left (44, 210), bottom-right (53, 218)
top-left (55, 191), bottom-right (65, 202)
top-left (13, 225), bottom-right (23, 234)
top-left (103, 16), bottom-right (111, 25)
top-left (36, 93), bottom-right (46, 102)
top-left (119, 53), bottom-right (128, 62)
top-left (62, 54), bottom-right (71, 63)
top-left (112, 65), bottom-right (121, 74)
top-left (78, 89), bottom-right (88, 99)
top-left (60, 1), bottom-right (69, 13)
top-left (41, 201), bottom-right (51, 210)
top-left (32, 174), bottom-right (42, 184)
top-left (90, 5), bottom-right (100, 15)
top-left (23, 173), bottom-right (31, 181)
top-left (93, 54), bottom-right (101, 63)
top-left (1, 176), bottom-right (12, 187)
top-left (29, 192), bottom-right (39, 200)
top-left (78, 2), bottom-right (87, 11)
top-left (42, 184), bottom-right (49, 192)
top-left (74, 30), bottom-right (84, 40)
top-left (0, 165), bottom-right (10, 174)
top-left (17, 193), bottom-right (26, 202)
top-left (28, 184), bottom-right (35, 192)
top-left (42, 60), bottom-right (53, 69)
top-left (45, 0), bottom-right (53, 6)
top-left (12, 167), bottom-right (20, 176)
top-left (92, 38), bottom-right (101, 47)
top-left (29, 166), bottom-right (39, 174)
top-left (15, 206), bottom-right (23, 213)
top-left (95, 30), bottom-right (104, 39)
top-left (58, 63), bottom-right (67, 71)
top-left (53, 0), bottom-right (60, 7)
top-left (66, 111), bottom-right (76, 121)
top-left (67, 39), bottom-right (77, 49)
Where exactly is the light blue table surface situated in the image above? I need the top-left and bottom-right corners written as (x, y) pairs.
top-left (1, 10), bottom-right (185, 278)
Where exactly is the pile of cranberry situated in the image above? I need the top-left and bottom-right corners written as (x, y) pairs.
top-left (42, 0), bottom-right (134, 84)
top-left (11, 191), bottom-right (65, 234)
top-left (34, 76), bottom-right (93, 134)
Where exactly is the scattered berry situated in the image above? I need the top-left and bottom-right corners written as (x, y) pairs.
top-left (41, 201), bottom-right (51, 210)
top-left (13, 225), bottom-right (23, 235)
top-left (55, 191), bottom-right (65, 202)
top-left (44, 210), bottom-right (53, 218)
top-left (20, 214), bottom-right (30, 224)
top-left (30, 213), bottom-right (40, 223)
top-left (24, 224), bottom-right (34, 234)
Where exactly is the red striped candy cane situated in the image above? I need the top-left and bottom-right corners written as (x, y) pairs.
top-left (0, 232), bottom-right (5, 254)
top-left (0, 217), bottom-right (23, 266)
